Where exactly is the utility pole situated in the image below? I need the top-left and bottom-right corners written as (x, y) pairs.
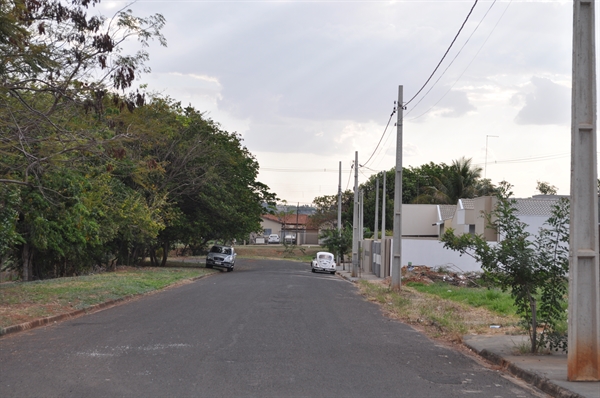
top-left (568, 0), bottom-right (600, 381)
top-left (338, 161), bottom-right (343, 269)
top-left (381, 170), bottom-right (386, 240)
top-left (391, 86), bottom-right (403, 290)
top-left (374, 176), bottom-right (379, 242)
top-left (359, 190), bottom-right (364, 242)
top-left (352, 151), bottom-right (359, 278)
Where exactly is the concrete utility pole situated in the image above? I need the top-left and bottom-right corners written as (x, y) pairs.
top-left (381, 170), bottom-right (386, 239)
top-left (359, 190), bottom-right (364, 242)
top-left (338, 161), bottom-right (343, 268)
top-left (568, 0), bottom-right (600, 381)
top-left (352, 152), bottom-right (359, 278)
top-left (391, 86), bottom-right (403, 290)
top-left (374, 176), bottom-right (379, 242)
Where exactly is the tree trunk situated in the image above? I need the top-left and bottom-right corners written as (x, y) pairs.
top-left (21, 244), bottom-right (32, 281)
top-left (530, 297), bottom-right (537, 353)
top-left (149, 249), bottom-right (157, 267)
top-left (160, 241), bottom-right (169, 267)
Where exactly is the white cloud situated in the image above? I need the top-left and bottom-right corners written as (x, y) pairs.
top-left (513, 77), bottom-right (570, 125)
top-left (115, 0), bottom-right (592, 202)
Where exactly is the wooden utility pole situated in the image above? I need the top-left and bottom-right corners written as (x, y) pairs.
top-left (568, 0), bottom-right (600, 381)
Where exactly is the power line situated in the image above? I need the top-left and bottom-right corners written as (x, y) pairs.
top-left (345, 162), bottom-right (354, 191)
top-left (361, 103), bottom-right (397, 168)
top-left (405, 0), bottom-right (499, 120)
top-left (407, 0), bottom-right (511, 121)
top-left (368, 0), bottom-right (481, 169)
top-left (404, 0), bottom-right (480, 108)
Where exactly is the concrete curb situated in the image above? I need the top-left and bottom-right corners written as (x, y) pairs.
top-left (0, 272), bottom-right (213, 338)
top-left (463, 342), bottom-right (584, 398)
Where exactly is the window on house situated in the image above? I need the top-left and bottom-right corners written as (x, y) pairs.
top-left (264, 228), bottom-right (272, 236)
top-left (469, 225), bottom-right (476, 235)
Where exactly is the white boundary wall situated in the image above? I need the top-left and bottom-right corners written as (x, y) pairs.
top-left (398, 238), bottom-right (493, 273)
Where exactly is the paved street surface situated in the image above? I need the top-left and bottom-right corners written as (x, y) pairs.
top-left (0, 259), bottom-right (545, 397)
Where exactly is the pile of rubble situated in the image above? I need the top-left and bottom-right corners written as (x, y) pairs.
top-left (401, 265), bottom-right (482, 287)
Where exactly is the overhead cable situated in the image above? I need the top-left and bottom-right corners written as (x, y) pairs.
top-left (361, 103), bottom-right (397, 168)
top-left (407, 0), bottom-right (511, 121)
top-left (405, 0), bottom-right (499, 119)
top-left (404, 0), bottom-right (479, 108)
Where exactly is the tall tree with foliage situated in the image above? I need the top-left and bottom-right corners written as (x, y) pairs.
top-left (420, 157), bottom-right (483, 204)
top-left (309, 190), bottom-right (354, 230)
top-left (0, 0), bottom-right (166, 279)
top-left (441, 182), bottom-right (569, 353)
top-left (352, 159), bottom-right (493, 235)
top-left (319, 226), bottom-right (353, 265)
top-left (1, 0), bottom-right (166, 189)
top-left (536, 181), bottom-right (558, 195)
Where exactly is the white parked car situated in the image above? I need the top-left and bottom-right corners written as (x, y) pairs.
top-left (311, 251), bottom-right (336, 274)
top-left (268, 234), bottom-right (280, 244)
top-left (205, 244), bottom-right (236, 272)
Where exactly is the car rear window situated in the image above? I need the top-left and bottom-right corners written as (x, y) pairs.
top-left (318, 254), bottom-right (333, 260)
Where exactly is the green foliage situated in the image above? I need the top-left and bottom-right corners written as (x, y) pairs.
top-left (0, 184), bottom-right (21, 262)
top-left (536, 181), bottom-right (558, 195)
top-left (441, 181), bottom-right (569, 353)
top-left (309, 190), bottom-right (353, 230)
top-left (0, 3), bottom-right (275, 279)
top-left (319, 226), bottom-right (353, 264)
top-left (406, 282), bottom-right (517, 316)
top-left (353, 158), bottom-right (496, 233)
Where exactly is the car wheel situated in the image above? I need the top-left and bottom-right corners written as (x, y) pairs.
top-left (330, 271), bottom-right (336, 274)
top-left (206, 264), bottom-right (213, 269)
top-left (311, 268), bottom-right (316, 273)
top-left (227, 267), bottom-right (233, 272)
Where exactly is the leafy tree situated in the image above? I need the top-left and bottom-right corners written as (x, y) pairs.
top-left (309, 190), bottom-right (353, 230)
top-left (355, 159), bottom-right (492, 234)
top-left (536, 181), bottom-right (558, 195)
top-left (420, 157), bottom-right (483, 204)
top-left (319, 226), bottom-right (353, 265)
top-left (441, 181), bottom-right (569, 353)
top-left (0, 184), bottom-right (21, 264)
top-left (1, 1), bottom-right (166, 279)
top-left (1, 0), bottom-right (165, 188)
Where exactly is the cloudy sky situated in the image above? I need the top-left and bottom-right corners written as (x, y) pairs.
top-left (99, 0), bottom-right (598, 205)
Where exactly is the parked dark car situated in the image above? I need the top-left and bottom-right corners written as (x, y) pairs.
top-left (206, 245), bottom-right (236, 272)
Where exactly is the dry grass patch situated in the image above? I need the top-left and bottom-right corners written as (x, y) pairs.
top-left (357, 280), bottom-right (521, 344)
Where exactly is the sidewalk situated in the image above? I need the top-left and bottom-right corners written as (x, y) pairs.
top-left (335, 266), bottom-right (599, 398)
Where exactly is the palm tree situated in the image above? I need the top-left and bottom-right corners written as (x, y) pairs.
top-left (421, 157), bottom-right (483, 204)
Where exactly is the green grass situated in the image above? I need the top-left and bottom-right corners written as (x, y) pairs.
top-left (0, 267), bottom-right (214, 329)
top-left (406, 282), bottom-right (517, 316)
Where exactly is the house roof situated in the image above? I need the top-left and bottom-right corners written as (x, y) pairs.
top-left (438, 205), bottom-right (456, 221)
top-left (262, 213), bottom-right (310, 225)
top-left (514, 198), bottom-right (560, 216)
top-left (458, 198), bottom-right (474, 210)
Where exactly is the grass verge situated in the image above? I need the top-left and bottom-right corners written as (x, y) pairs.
top-left (357, 280), bottom-right (522, 344)
top-left (0, 266), bottom-right (214, 329)
top-left (406, 282), bottom-right (517, 316)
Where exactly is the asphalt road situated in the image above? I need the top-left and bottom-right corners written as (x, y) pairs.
top-left (0, 259), bottom-right (544, 397)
